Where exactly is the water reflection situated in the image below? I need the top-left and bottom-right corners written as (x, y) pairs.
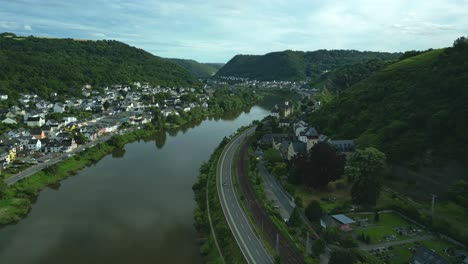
top-left (111, 147), bottom-right (126, 158)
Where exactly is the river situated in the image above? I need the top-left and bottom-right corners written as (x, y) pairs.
top-left (0, 105), bottom-right (270, 264)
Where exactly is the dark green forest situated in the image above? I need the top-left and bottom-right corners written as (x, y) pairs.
top-left (166, 58), bottom-right (223, 78)
top-left (311, 59), bottom-right (394, 92)
top-left (309, 37), bottom-right (468, 167)
top-left (0, 33), bottom-right (199, 99)
top-left (216, 49), bottom-right (400, 81)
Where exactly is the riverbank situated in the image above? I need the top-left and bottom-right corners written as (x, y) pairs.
top-left (192, 126), bottom-right (256, 263)
top-left (0, 94), bottom-right (260, 226)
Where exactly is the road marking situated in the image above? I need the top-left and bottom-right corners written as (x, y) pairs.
top-left (217, 127), bottom-right (272, 264)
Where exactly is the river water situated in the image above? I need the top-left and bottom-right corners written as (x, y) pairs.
top-left (0, 105), bottom-right (270, 264)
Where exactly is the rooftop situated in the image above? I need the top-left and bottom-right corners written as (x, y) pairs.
top-left (332, 214), bottom-right (355, 225)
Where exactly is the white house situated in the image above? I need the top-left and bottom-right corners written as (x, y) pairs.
top-left (27, 139), bottom-right (42, 151)
top-left (63, 117), bottom-right (77, 124)
top-left (26, 116), bottom-right (45, 127)
top-left (1, 118), bottom-right (17, 125)
top-left (0, 94), bottom-right (8, 101)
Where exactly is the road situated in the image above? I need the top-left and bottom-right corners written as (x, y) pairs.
top-left (217, 127), bottom-right (273, 264)
top-left (258, 162), bottom-right (295, 220)
top-left (257, 159), bottom-right (319, 255)
top-left (5, 128), bottom-right (134, 186)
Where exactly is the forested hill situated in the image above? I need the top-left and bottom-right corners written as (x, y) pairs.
top-left (309, 37), bottom-right (468, 166)
top-left (166, 58), bottom-right (223, 78)
top-left (215, 50), bottom-right (399, 81)
top-left (0, 33), bottom-right (199, 99)
top-left (311, 59), bottom-right (393, 92)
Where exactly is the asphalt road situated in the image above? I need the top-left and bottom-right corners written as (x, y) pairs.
top-left (217, 127), bottom-right (273, 264)
top-left (258, 162), bottom-right (295, 219)
top-left (5, 128), bottom-right (134, 186)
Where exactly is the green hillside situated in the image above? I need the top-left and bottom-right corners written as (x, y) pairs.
top-left (166, 58), bottom-right (223, 78)
top-left (309, 38), bottom-right (468, 166)
top-left (216, 50), bottom-right (399, 81)
top-left (0, 33), bottom-right (199, 99)
top-left (311, 58), bottom-right (394, 92)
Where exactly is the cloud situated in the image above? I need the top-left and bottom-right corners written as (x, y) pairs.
top-left (0, 0), bottom-right (467, 62)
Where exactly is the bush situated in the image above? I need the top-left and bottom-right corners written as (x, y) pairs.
top-left (305, 200), bottom-right (323, 222)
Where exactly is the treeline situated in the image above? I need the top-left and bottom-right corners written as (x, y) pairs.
top-left (216, 49), bottom-right (400, 81)
top-left (0, 32), bottom-right (199, 99)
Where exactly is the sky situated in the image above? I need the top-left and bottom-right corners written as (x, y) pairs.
top-left (1, 0), bottom-right (467, 62)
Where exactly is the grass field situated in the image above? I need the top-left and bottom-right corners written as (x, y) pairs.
top-left (352, 212), bottom-right (414, 244)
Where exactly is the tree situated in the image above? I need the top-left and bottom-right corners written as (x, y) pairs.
top-left (103, 101), bottom-right (110, 110)
top-left (74, 132), bottom-right (87, 144)
top-left (108, 135), bottom-right (125, 148)
top-left (263, 148), bottom-right (282, 166)
top-left (294, 196), bottom-right (303, 208)
top-left (288, 207), bottom-right (302, 227)
top-left (305, 200), bottom-right (323, 222)
top-left (329, 248), bottom-right (358, 264)
top-left (454, 36), bottom-right (468, 49)
top-left (271, 162), bottom-right (288, 177)
top-left (374, 211), bottom-right (380, 222)
top-left (289, 142), bottom-right (345, 188)
top-left (0, 180), bottom-right (7, 199)
top-left (311, 238), bottom-right (326, 256)
top-left (346, 148), bottom-right (386, 207)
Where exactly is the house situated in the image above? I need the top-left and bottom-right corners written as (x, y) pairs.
top-left (61, 138), bottom-right (77, 152)
top-left (27, 139), bottom-right (42, 152)
top-left (53, 103), bottom-right (66, 113)
top-left (43, 139), bottom-right (62, 153)
top-left (330, 140), bottom-right (355, 152)
top-left (287, 141), bottom-right (307, 160)
top-left (46, 119), bottom-right (63, 130)
top-left (0, 146), bottom-right (10, 165)
top-left (82, 127), bottom-right (99, 141)
top-left (0, 94), bottom-right (8, 101)
top-left (36, 101), bottom-right (52, 110)
top-left (1, 117), bottom-right (17, 125)
top-left (410, 246), bottom-right (450, 264)
top-left (320, 215), bottom-right (335, 229)
top-left (63, 117), bottom-right (77, 125)
top-left (5, 111), bottom-right (16, 119)
top-left (259, 134), bottom-right (290, 147)
top-left (318, 134), bottom-right (330, 143)
top-left (270, 108), bottom-right (280, 118)
top-left (10, 106), bottom-right (25, 116)
top-left (254, 147), bottom-right (263, 158)
top-left (279, 119), bottom-right (290, 128)
top-left (280, 101), bottom-right (293, 117)
top-left (161, 107), bottom-right (179, 117)
top-left (31, 128), bottom-right (46, 139)
top-left (331, 214), bottom-right (355, 231)
top-left (26, 116), bottom-right (45, 127)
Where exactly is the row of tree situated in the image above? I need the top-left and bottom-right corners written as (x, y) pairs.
top-left (288, 142), bottom-right (386, 207)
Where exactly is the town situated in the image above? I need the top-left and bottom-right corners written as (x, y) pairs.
top-left (0, 82), bottom-right (212, 182)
